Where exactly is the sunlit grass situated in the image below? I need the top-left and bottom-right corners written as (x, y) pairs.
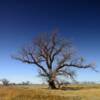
top-left (0, 84), bottom-right (100, 100)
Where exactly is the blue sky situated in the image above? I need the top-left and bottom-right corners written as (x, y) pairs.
top-left (0, 0), bottom-right (100, 83)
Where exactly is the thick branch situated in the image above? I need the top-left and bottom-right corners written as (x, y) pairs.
top-left (13, 52), bottom-right (49, 76)
top-left (56, 63), bottom-right (93, 72)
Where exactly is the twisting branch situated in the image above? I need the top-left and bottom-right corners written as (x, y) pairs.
top-left (56, 58), bottom-right (95, 72)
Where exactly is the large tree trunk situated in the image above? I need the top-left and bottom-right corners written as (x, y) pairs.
top-left (48, 80), bottom-right (56, 89)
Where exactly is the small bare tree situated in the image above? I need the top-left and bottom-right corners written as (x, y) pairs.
top-left (1, 79), bottom-right (9, 86)
top-left (13, 32), bottom-right (95, 89)
top-left (21, 81), bottom-right (30, 85)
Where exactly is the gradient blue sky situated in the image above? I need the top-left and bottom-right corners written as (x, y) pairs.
top-left (0, 0), bottom-right (100, 83)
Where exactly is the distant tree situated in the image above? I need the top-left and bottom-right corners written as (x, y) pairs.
top-left (21, 81), bottom-right (30, 85)
top-left (13, 32), bottom-right (95, 89)
top-left (1, 79), bottom-right (9, 86)
top-left (10, 83), bottom-right (16, 85)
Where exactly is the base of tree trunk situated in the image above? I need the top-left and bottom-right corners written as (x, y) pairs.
top-left (48, 80), bottom-right (56, 89)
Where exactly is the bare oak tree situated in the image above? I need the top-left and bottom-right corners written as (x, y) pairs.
top-left (13, 32), bottom-right (95, 89)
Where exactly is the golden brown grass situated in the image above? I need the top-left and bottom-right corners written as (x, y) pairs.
top-left (0, 84), bottom-right (100, 100)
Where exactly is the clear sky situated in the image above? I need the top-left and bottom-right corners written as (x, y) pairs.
top-left (0, 0), bottom-right (100, 83)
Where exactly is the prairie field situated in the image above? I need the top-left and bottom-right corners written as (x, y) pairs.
top-left (0, 84), bottom-right (100, 100)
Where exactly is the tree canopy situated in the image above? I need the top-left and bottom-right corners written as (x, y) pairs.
top-left (13, 32), bottom-right (95, 89)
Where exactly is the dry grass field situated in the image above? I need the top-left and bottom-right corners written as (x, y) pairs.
top-left (0, 84), bottom-right (100, 100)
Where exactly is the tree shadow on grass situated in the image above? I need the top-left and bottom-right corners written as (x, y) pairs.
top-left (61, 87), bottom-right (81, 91)
top-left (41, 87), bottom-right (81, 91)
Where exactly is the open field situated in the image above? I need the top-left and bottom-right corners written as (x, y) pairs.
top-left (0, 84), bottom-right (100, 100)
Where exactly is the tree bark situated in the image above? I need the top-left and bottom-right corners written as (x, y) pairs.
top-left (48, 80), bottom-right (56, 89)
